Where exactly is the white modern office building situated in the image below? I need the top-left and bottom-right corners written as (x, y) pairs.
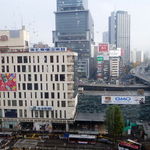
top-left (0, 48), bottom-right (78, 131)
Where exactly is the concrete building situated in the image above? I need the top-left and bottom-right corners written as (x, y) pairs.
top-left (0, 48), bottom-right (78, 131)
top-left (0, 26), bottom-right (29, 52)
top-left (53, 0), bottom-right (94, 79)
top-left (136, 50), bottom-right (144, 64)
top-left (109, 11), bottom-right (130, 65)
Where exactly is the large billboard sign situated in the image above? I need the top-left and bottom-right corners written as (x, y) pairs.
top-left (102, 96), bottom-right (145, 104)
top-left (30, 106), bottom-right (53, 111)
top-left (99, 44), bottom-right (109, 52)
top-left (0, 74), bottom-right (17, 91)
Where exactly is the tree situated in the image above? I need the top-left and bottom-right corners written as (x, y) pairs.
top-left (106, 105), bottom-right (124, 137)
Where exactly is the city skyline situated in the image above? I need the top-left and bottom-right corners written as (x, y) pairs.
top-left (0, 0), bottom-right (150, 52)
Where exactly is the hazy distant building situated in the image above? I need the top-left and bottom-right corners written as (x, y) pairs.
top-left (0, 26), bottom-right (29, 52)
top-left (136, 50), bottom-right (144, 63)
top-left (53, 0), bottom-right (94, 79)
top-left (102, 32), bottom-right (109, 43)
top-left (109, 11), bottom-right (130, 65)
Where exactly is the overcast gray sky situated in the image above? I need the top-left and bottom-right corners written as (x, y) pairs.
top-left (0, 0), bottom-right (150, 51)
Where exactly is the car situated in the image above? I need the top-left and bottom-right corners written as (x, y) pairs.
top-left (97, 138), bottom-right (114, 144)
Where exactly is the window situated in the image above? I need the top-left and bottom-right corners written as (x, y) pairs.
top-left (35, 111), bottom-right (38, 118)
top-left (40, 111), bottom-right (44, 118)
top-left (57, 93), bottom-right (60, 99)
top-left (53, 83), bottom-right (55, 90)
top-left (52, 65), bottom-right (54, 72)
top-left (41, 92), bottom-right (43, 99)
top-left (33, 65), bottom-right (36, 72)
top-left (34, 83), bottom-right (38, 90)
top-left (34, 74), bottom-right (37, 81)
top-left (50, 74), bottom-right (53, 81)
top-left (24, 74), bottom-right (26, 81)
top-left (51, 111), bottom-right (54, 118)
top-left (17, 65), bottom-right (20, 72)
top-left (12, 100), bottom-right (17, 106)
top-left (64, 110), bottom-right (66, 118)
top-left (2, 66), bottom-right (5, 72)
top-left (1, 56), bottom-right (5, 64)
top-left (56, 56), bottom-right (59, 63)
top-left (64, 93), bottom-right (66, 99)
top-left (19, 109), bottom-right (23, 117)
top-left (22, 65), bottom-right (26, 72)
top-left (51, 92), bottom-right (55, 99)
top-left (63, 56), bottom-right (65, 63)
top-left (61, 101), bottom-right (66, 107)
top-left (62, 65), bottom-right (65, 72)
top-left (41, 83), bottom-right (43, 90)
top-left (27, 83), bottom-right (32, 90)
top-left (55, 110), bottom-right (58, 118)
top-left (45, 92), bottom-right (49, 99)
top-left (8, 100), bottom-right (11, 106)
top-left (28, 66), bottom-right (31, 72)
top-left (17, 56), bottom-right (22, 63)
top-left (19, 92), bottom-right (22, 98)
top-left (57, 65), bottom-right (59, 72)
top-left (57, 101), bottom-right (60, 107)
top-left (7, 57), bottom-right (9, 63)
top-left (50, 56), bottom-right (54, 63)
top-left (60, 110), bottom-right (62, 118)
top-left (24, 110), bottom-right (27, 117)
top-left (25, 100), bottom-right (27, 106)
top-left (28, 74), bottom-right (32, 81)
top-left (6, 66), bottom-right (9, 72)
top-left (19, 74), bottom-right (21, 81)
top-left (44, 56), bottom-right (47, 63)
top-left (24, 56), bottom-right (28, 63)
top-left (55, 75), bottom-right (58, 81)
top-left (19, 100), bottom-right (23, 106)
top-left (46, 111), bottom-right (49, 118)
top-left (24, 92), bottom-right (26, 98)
top-left (37, 56), bottom-right (39, 63)
top-left (52, 101), bottom-right (54, 106)
top-left (57, 83), bottom-right (60, 90)
top-left (41, 100), bottom-right (44, 106)
top-left (22, 83), bottom-right (26, 90)
top-left (60, 74), bottom-right (65, 81)
top-left (40, 74), bottom-right (42, 81)
top-left (14, 66), bottom-right (16, 72)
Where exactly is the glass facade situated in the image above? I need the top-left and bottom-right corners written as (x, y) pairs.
top-left (57, 0), bottom-right (88, 11)
top-left (53, 0), bottom-right (94, 78)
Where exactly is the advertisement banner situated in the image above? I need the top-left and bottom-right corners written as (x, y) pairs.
top-left (0, 74), bottom-right (17, 91)
top-left (102, 96), bottom-right (145, 104)
top-left (99, 44), bottom-right (109, 52)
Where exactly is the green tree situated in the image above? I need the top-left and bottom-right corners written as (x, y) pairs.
top-left (106, 105), bottom-right (124, 137)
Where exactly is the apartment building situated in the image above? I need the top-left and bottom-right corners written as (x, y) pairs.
top-left (0, 48), bottom-right (78, 131)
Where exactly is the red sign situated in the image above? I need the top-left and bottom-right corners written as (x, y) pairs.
top-left (99, 44), bottom-right (108, 52)
top-left (0, 35), bottom-right (8, 41)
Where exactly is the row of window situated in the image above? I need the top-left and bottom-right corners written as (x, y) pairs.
top-left (17, 74), bottom-right (66, 82)
top-left (1, 100), bottom-right (66, 107)
top-left (1, 55), bottom-right (66, 64)
top-left (1, 65), bottom-right (66, 73)
top-left (0, 91), bottom-right (66, 99)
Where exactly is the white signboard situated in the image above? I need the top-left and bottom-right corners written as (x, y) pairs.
top-left (109, 48), bottom-right (121, 57)
top-left (102, 96), bottom-right (145, 104)
top-left (29, 47), bottom-right (67, 52)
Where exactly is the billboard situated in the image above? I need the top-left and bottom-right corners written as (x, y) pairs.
top-left (30, 106), bottom-right (53, 111)
top-left (0, 74), bottom-right (17, 91)
top-left (99, 44), bottom-right (109, 52)
top-left (109, 49), bottom-right (121, 57)
top-left (102, 96), bottom-right (145, 104)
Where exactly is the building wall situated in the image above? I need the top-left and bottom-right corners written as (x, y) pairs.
top-left (0, 26), bottom-right (29, 50)
top-left (0, 51), bottom-right (78, 128)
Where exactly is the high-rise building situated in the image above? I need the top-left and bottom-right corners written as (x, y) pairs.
top-left (109, 11), bottom-right (130, 65)
top-left (102, 31), bottom-right (109, 43)
top-left (53, 0), bottom-right (94, 79)
top-left (0, 48), bottom-right (78, 131)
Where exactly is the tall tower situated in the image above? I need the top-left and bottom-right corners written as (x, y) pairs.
top-left (53, 0), bottom-right (94, 79)
top-left (109, 11), bottom-right (130, 65)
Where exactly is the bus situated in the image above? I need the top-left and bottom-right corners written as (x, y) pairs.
top-left (68, 134), bottom-right (96, 145)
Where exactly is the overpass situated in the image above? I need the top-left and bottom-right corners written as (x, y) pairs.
top-left (131, 63), bottom-right (150, 86)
